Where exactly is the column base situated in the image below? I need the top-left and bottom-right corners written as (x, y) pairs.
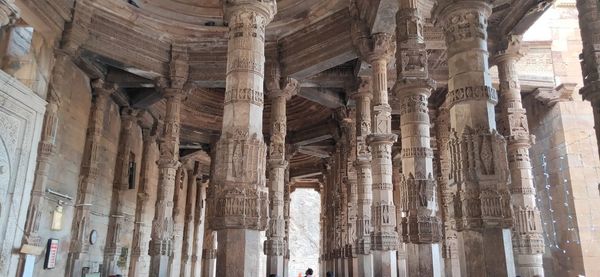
top-left (202, 258), bottom-right (217, 277)
top-left (458, 229), bottom-right (516, 277)
top-left (149, 254), bottom-right (169, 277)
top-left (266, 254), bottom-right (285, 276)
top-left (357, 254), bottom-right (374, 277)
top-left (216, 229), bottom-right (262, 277)
top-left (515, 253), bottom-right (544, 277)
top-left (406, 243), bottom-right (442, 277)
top-left (373, 250), bottom-right (398, 277)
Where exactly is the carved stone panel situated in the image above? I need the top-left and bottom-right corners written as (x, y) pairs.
top-left (0, 70), bottom-right (46, 276)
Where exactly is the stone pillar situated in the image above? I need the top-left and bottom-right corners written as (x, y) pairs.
top-left (342, 108), bottom-right (359, 277)
top-left (206, 1), bottom-right (276, 276)
top-left (21, 88), bottom-right (60, 249)
top-left (182, 164), bottom-right (199, 277)
top-left (104, 108), bottom-right (140, 276)
top-left (202, 230), bottom-right (217, 277)
top-left (265, 77), bottom-right (297, 275)
top-left (149, 46), bottom-right (188, 276)
top-left (191, 180), bottom-right (208, 276)
top-left (353, 23), bottom-right (399, 276)
top-left (394, 1), bottom-right (442, 276)
top-left (435, 102), bottom-right (461, 277)
top-left (283, 177), bottom-right (291, 277)
top-left (351, 77), bottom-right (374, 277)
top-left (129, 126), bottom-right (158, 277)
top-left (169, 167), bottom-right (188, 277)
top-left (577, 0), bottom-right (600, 158)
top-left (432, 1), bottom-right (515, 276)
top-left (66, 79), bottom-right (115, 277)
top-left (392, 156), bottom-right (408, 276)
top-left (492, 36), bottom-right (545, 277)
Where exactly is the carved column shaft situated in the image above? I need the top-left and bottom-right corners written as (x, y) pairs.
top-left (66, 80), bottom-right (115, 277)
top-left (355, 29), bottom-right (399, 276)
top-left (394, 2), bottom-right (441, 276)
top-left (201, 230), bottom-right (217, 277)
top-left (129, 127), bottom-right (157, 277)
top-left (207, 2), bottom-right (276, 276)
top-left (494, 39), bottom-right (545, 277)
top-left (433, 1), bottom-right (514, 276)
top-left (149, 87), bottom-right (184, 277)
top-left (104, 108), bottom-right (139, 276)
top-left (435, 103), bottom-right (460, 277)
top-left (191, 181), bottom-right (208, 277)
top-left (182, 167), bottom-right (198, 277)
top-left (283, 176), bottom-right (291, 277)
top-left (23, 86), bottom-right (61, 248)
top-left (351, 78), bottom-right (374, 276)
top-left (265, 82), bottom-right (296, 276)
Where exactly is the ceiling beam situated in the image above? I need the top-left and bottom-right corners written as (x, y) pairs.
top-left (289, 122), bottom-right (334, 146)
top-left (297, 87), bottom-right (346, 109)
top-left (129, 88), bottom-right (163, 109)
top-left (279, 9), bottom-right (357, 80)
top-left (297, 145), bottom-right (332, 159)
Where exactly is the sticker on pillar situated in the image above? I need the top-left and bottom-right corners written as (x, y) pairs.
top-left (44, 239), bottom-right (59, 269)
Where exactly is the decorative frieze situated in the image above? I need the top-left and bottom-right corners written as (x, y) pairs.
top-left (446, 86), bottom-right (498, 107)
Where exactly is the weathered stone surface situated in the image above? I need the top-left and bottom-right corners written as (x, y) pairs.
top-left (2, 1), bottom-right (600, 277)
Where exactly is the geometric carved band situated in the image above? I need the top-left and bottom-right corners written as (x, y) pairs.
top-left (446, 85), bottom-right (498, 107)
top-left (401, 147), bottom-right (434, 158)
top-left (224, 88), bottom-right (264, 107)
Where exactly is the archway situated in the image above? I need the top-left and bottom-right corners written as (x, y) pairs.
top-left (288, 188), bottom-right (321, 277)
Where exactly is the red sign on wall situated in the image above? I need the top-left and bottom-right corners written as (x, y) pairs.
top-left (44, 239), bottom-right (59, 269)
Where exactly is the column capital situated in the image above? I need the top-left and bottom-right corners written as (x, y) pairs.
top-left (352, 24), bottom-right (396, 63)
top-left (432, 0), bottom-right (493, 44)
top-left (350, 76), bottom-right (373, 100)
top-left (491, 35), bottom-right (524, 65)
top-left (170, 45), bottom-right (189, 90)
top-left (91, 79), bottom-right (117, 98)
top-left (223, 0), bottom-right (277, 24)
top-left (268, 77), bottom-right (299, 100)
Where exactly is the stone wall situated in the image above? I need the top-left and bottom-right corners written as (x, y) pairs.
top-left (525, 98), bottom-right (600, 277)
top-left (523, 2), bottom-right (600, 276)
top-left (30, 58), bottom-right (91, 276)
top-left (0, 69), bottom-right (46, 277)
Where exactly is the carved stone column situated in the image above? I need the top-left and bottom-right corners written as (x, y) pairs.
top-left (353, 22), bottom-right (399, 276)
top-left (202, 230), bottom-right (217, 277)
top-left (264, 77), bottom-right (298, 276)
top-left (577, 0), bottom-right (600, 158)
top-left (283, 177), bottom-right (291, 277)
top-left (191, 180), bottom-right (208, 276)
top-left (129, 126), bottom-right (158, 277)
top-left (492, 36), bottom-right (545, 277)
top-left (351, 77), bottom-right (374, 276)
top-left (432, 1), bottom-right (515, 276)
top-left (66, 79), bottom-right (116, 277)
top-left (342, 108), bottom-right (359, 277)
top-left (394, 2), bottom-right (442, 276)
top-left (104, 108), bottom-right (140, 276)
top-left (21, 87), bottom-right (61, 250)
top-left (149, 46), bottom-right (188, 277)
top-left (435, 102), bottom-right (460, 277)
top-left (206, 1), bottom-right (276, 276)
top-left (182, 164), bottom-right (199, 277)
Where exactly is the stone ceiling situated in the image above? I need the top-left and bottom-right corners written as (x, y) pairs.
top-left (54, 0), bottom-right (554, 181)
